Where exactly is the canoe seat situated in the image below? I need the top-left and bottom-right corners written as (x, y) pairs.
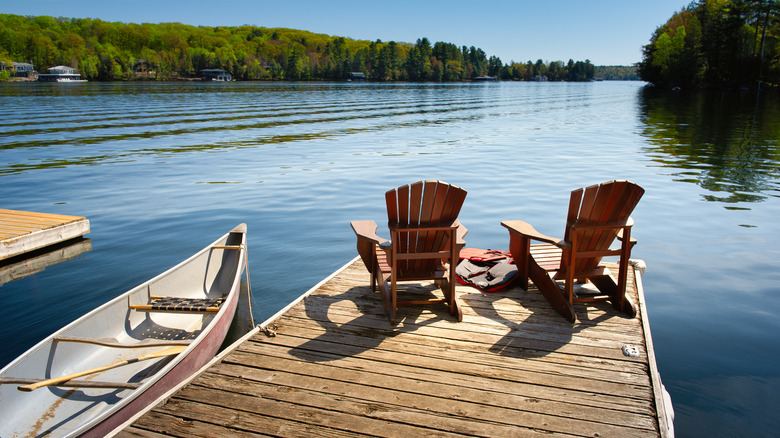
top-left (131, 296), bottom-right (224, 313)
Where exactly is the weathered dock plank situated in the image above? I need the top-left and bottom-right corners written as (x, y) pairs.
top-left (119, 257), bottom-right (670, 437)
top-left (0, 209), bottom-right (89, 261)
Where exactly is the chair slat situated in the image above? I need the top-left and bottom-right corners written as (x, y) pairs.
top-left (413, 181), bottom-right (437, 273)
top-left (426, 183), bottom-right (450, 269)
top-left (574, 181), bottom-right (617, 274)
top-left (408, 181), bottom-right (423, 224)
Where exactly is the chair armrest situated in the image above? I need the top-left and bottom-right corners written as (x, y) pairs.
top-left (455, 220), bottom-right (468, 246)
top-left (350, 220), bottom-right (389, 246)
top-left (617, 227), bottom-right (637, 245)
top-left (501, 220), bottom-right (566, 247)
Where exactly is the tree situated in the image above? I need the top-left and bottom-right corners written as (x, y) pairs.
top-left (445, 59), bottom-right (463, 81)
top-left (430, 56), bottom-right (444, 81)
top-left (639, 0), bottom-right (779, 88)
top-left (468, 46), bottom-right (487, 78)
top-left (404, 45), bottom-right (423, 80)
top-left (547, 60), bottom-right (563, 80)
top-left (487, 55), bottom-right (502, 77)
top-left (534, 59), bottom-right (547, 79)
top-left (594, 65), bottom-right (639, 80)
top-left (403, 38), bottom-right (432, 80)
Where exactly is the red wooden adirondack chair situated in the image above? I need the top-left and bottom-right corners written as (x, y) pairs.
top-left (502, 180), bottom-right (644, 323)
top-left (350, 180), bottom-right (468, 324)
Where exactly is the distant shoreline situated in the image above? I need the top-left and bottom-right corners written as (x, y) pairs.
top-left (1, 14), bottom-right (640, 83)
top-left (1, 77), bottom-right (643, 84)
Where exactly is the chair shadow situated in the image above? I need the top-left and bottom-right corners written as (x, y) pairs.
top-left (288, 283), bottom-right (453, 363)
top-left (465, 284), bottom-right (616, 359)
top-left (286, 277), bottom-right (629, 363)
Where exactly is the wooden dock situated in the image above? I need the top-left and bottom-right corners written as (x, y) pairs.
top-left (118, 257), bottom-right (672, 437)
top-left (0, 209), bottom-right (90, 262)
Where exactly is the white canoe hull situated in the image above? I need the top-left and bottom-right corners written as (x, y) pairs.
top-left (0, 224), bottom-right (247, 437)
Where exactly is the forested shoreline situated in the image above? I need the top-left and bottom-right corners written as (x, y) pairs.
top-left (639, 0), bottom-right (780, 88)
top-left (0, 14), bottom-right (607, 82)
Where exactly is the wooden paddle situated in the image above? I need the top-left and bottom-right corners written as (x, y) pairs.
top-left (17, 345), bottom-right (187, 392)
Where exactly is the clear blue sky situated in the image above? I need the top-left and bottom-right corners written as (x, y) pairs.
top-left (2, 0), bottom-right (690, 65)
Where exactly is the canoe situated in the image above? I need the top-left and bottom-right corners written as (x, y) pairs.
top-left (0, 224), bottom-right (248, 437)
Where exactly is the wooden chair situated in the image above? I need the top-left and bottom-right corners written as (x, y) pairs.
top-left (351, 180), bottom-right (468, 324)
top-left (501, 180), bottom-right (644, 323)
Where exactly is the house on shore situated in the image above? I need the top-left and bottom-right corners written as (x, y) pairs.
top-left (1, 62), bottom-right (37, 79)
top-left (132, 59), bottom-right (156, 78)
top-left (347, 72), bottom-right (366, 81)
top-left (199, 69), bottom-right (232, 81)
top-left (11, 62), bottom-right (37, 79)
top-left (37, 66), bottom-right (86, 82)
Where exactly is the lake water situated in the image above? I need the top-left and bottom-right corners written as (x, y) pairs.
top-left (1, 81), bottom-right (778, 437)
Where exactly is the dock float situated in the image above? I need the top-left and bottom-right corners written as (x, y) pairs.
top-left (0, 209), bottom-right (90, 262)
top-left (118, 257), bottom-right (673, 437)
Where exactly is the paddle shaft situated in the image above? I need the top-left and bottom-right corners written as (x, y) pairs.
top-left (17, 345), bottom-right (187, 392)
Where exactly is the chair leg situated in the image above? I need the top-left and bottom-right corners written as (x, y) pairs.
top-left (371, 259), bottom-right (378, 293)
top-left (590, 275), bottom-right (637, 318)
top-left (434, 275), bottom-right (462, 322)
top-left (446, 279), bottom-right (463, 322)
top-left (615, 229), bottom-right (632, 313)
top-left (450, 284), bottom-right (463, 322)
top-left (528, 258), bottom-right (576, 323)
top-left (508, 233), bottom-right (530, 290)
top-left (389, 269), bottom-right (398, 324)
top-left (370, 266), bottom-right (394, 324)
top-left (449, 236), bottom-right (462, 321)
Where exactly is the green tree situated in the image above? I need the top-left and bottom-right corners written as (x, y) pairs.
top-left (487, 55), bottom-right (502, 77)
top-left (0, 50), bottom-right (11, 80)
top-left (430, 57), bottom-right (444, 81)
top-left (403, 38), bottom-right (432, 80)
top-left (468, 46), bottom-right (487, 78)
top-left (79, 54), bottom-right (99, 79)
top-left (640, 0), bottom-right (779, 88)
top-left (445, 59), bottom-right (463, 81)
top-left (534, 59), bottom-right (547, 79)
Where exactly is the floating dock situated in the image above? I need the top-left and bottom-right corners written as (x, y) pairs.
top-left (118, 257), bottom-right (672, 437)
top-left (0, 209), bottom-right (90, 262)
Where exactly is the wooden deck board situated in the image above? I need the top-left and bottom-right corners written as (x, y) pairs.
top-left (120, 258), bottom-right (668, 437)
top-left (0, 209), bottom-right (89, 261)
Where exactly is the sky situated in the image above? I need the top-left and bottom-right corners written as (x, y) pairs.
top-left (1, 0), bottom-right (692, 66)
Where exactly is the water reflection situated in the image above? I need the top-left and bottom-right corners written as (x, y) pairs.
top-left (0, 238), bottom-right (91, 286)
top-left (637, 87), bottom-right (780, 206)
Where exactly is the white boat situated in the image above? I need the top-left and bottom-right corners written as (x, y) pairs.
top-left (0, 224), bottom-right (247, 437)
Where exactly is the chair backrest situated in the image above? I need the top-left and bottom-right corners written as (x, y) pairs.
top-left (385, 180), bottom-right (467, 276)
top-left (562, 180), bottom-right (644, 275)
